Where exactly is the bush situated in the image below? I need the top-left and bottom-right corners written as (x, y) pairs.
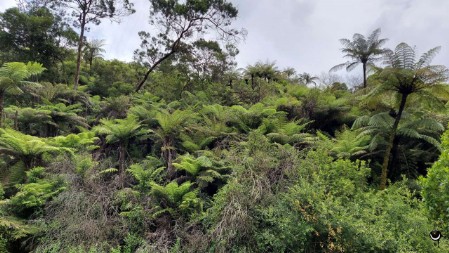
top-left (421, 128), bottom-right (449, 233)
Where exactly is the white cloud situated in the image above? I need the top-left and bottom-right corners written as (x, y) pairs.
top-left (0, 0), bottom-right (16, 10)
top-left (233, 0), bottom-right (449, 78)
top-left (1, 0), bottom-right (448, 80)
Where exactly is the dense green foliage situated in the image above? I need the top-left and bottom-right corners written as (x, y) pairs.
top-left (421, 127), bottom-right (449, 234)
top-left (1, 2), bottom-right (449, 253)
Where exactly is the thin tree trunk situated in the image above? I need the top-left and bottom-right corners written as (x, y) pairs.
top-left (251, 74), bottom-right (255, 90)
top-left (74, 14), bottom-right (87, 91)
top-left (362, 62), bottom-right (367, 88)
top-left (380, 93), bottom-right (408, 190)
top-left (118, 142), bottom-right (127, 187)
top-left (135, 53), bottom-right (172, 92)
top-left (119, 142), bottom-right (126, 173)
top-left (388, 136), bottom-right (401, 180)
top-left (163, 137), bottom-right (176, 178)
top-left (14, 110), bottom-right (18, 130)
top-left (0, 91), bottom-right (4, 127)
top-left (23, 155), bottom-right (36, 171)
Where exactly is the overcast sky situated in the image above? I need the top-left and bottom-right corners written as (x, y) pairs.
top-left (1, 0), bottom-right (448, 82)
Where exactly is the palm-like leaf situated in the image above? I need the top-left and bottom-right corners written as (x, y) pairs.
top-left (330, 126), bottom-right (370, 159)
top-left (353, 112), bottom-right (443, 152)
top-left (245, 61), bottom-right (280, 81)
top-left (0, 62), bottom-right (45, 126)
top-left (173, 154), bottom-right (228, 189)
top-left (257, 113), bottom-right (315, 146)
top-left (155, 109), bottom-right (194, 136)
top-left (0, 128), bottom-right (72, 184)
top-left (5, 106), bottom-right (54, 133)
top-left (149, 181), bottom-right (201, 218)
top-left (94, 116), bottom-right (150, 144)
top-left (0, 62), bottom-right (45, 90)
top-left (0, 128), bottom-right (72, 158)
top-left (374, 43), bottom-right (449, 96)
top-left (83, 39), bottom-right (106, 69)
top-left (127, 159), bottom-right (164, 192)
top-left (41, 103), bottom-right (89, 133)
top-left (298, 72), bottom-right (319, 86)
top-left (51, 131), bottom-right (99, 151)
top-left (26, 82), bottom-right (92, 107)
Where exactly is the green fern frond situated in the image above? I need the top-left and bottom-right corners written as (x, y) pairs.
top-left (98, 168), bottom-right (118, 175)
top-left (94, 115), bottom-right (150, 144)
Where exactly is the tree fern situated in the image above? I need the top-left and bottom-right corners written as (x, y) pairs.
top-left (0, 62), bottom-right (45, 126)
top-left (0, 128), bottom-right (73, 171)
top-left (94, 116), bottom-right (149, 144)
top-left (51, 131), bottom-right (99, 151)
top-left (155, 109), bottom-right (194, 136)
top-left (127, 160), bottom-right (164, 192)
top-left (331, 28), bottom-right (388, 88)
top-left (0, 62), bottom-right (45, 83)
top-left (94, 115), bottom-right (150, 173)
top-left (368, 42), bottom-right (448, 189)
top-left (331, 126), bottom-right (370, 159)
top-left (149, 181), bottom-right (201, 218)
top-left (173, 154), bottom-right (228, 190)
top-left (353, 111), bottom-right (444, 183)
top-left (152, 109), bottom-right (196, 175)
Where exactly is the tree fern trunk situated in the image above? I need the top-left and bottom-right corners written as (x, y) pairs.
top-left (118, 142), bottom-right (127, 188)
top-left (362, 63), bottom-right (367, 88)
top-left (380, 93), bottom-right (408, 190)
top-left (164, 137), bottom-right (176, 178)
top-left (119, 142), bottom-right (126, 173)
top-left (388, 136), bottom-right (401, 181)
top-left (0, 90), bottom-right (4, 127)
top-left (14, 110), bottom-right (18, 130)
top-left (251, 74), bottom-right (255, 90)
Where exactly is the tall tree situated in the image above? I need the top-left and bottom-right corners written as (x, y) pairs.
top-left (369, 43), bottom-right (448, 189)
top-left (134, 0), bottom-right (244, 92)
top-left (47, 0), bottom-right (135, 90)
top-left (182, 39), bottom-right (238, 82)
top-left (331, 28), bottom-right (388, 88)
top-left (0, 7), bottom-right (77, 78)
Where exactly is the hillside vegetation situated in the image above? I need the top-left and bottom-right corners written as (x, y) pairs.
top-left (1, 1), bottom-right (449, 252)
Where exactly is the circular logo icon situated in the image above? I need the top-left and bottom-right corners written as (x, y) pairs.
top-left (430, 230), bottom-right (442, 241)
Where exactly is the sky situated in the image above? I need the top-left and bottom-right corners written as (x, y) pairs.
top-left (1, 0), bottom-right (449, 83)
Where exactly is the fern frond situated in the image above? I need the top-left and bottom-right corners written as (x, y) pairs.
top-left (98, 168), bottom-right (118, 175)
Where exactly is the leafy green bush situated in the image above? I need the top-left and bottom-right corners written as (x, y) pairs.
top-left (283, 149), bottom-right (440, 252)
top-left (421, 128), bottom-right (449, 233)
